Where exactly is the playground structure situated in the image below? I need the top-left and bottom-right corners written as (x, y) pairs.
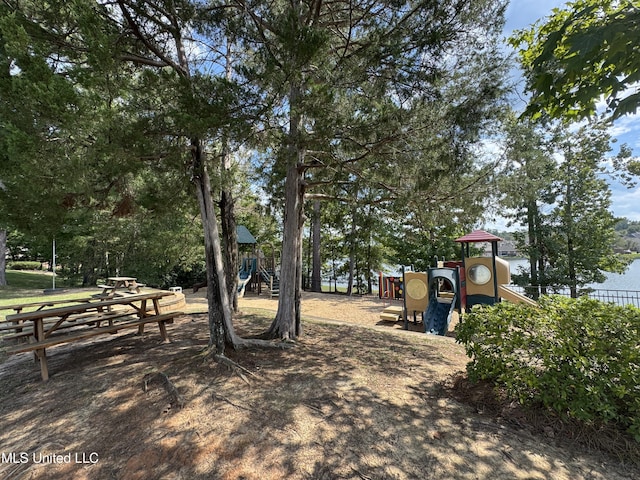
top-left (457, 230), bottom-right (536, 309)
top-left (379, 263), bottom-right (462, 335)
top-left (235, 225), bottom-right (281, 298)
top-left (379, 229), bottom-right (536, 335)
top-left (234, 253), bottom-right (280, 298)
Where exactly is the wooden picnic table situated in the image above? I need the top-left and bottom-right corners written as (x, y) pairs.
top-left (98, 276), bottom-right (145, 296)
top-left (1, 291), bottom-right (182, 381)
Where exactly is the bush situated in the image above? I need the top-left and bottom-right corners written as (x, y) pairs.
top-left (158, 261), bottom-right (207, 289)
top-left (456, 296), bottom-right (640, 441)
top-left (7, 261), bottom-right (43, 271)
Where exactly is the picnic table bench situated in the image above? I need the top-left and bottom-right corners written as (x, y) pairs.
top-left (0, 310), bottom-right (134, 340)
top-left (1, 291), bottom-right (183, 381)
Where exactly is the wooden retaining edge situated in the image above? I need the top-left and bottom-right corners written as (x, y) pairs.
top-left (157, 292), bottom-right (186, 313)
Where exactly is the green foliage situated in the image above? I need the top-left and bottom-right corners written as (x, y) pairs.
top-left (245, 0), bottom-right (510, 299)
top-left (497, 118), bottom-right (630, 295)
top-left (456, 297), bottom-right (640, 440)
top-left (511, 0), bottom-right (640, 121)
top-left (1, 0), bottom-right (512, 342)
top-left (387, 226), bottom-right (464, 272)
top-left (615, 218), bottom-right (640, 235)
top-left (6, 261), bottom-right (42, 271)
top-left (160, 260), bottom-right (207, 289)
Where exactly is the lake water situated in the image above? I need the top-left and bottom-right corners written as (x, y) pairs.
top-left (324, 258), bottom-right (640, 298)
top-left (507, 258), bottom-right (640, 291)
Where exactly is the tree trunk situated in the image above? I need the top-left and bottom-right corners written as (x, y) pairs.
top-left (536, 211), bottom-right (548, 295)
top-left (268, 161), bottom-right (305, 339)
top-left (190, 138), bottom-right (241, 352)
top-left (295, 192), bottom-right (304, 336)
top-left (366, 241), bottom-right (373, 295)
top-left (267, 83), bottom-right (305, 340)
top-left (220, 188), bottom-right (239, 312)
top-left (346, 206), bottom-right (357, 296)
top-left (565, 162), bottom-right (577, 298)
top-left (0, 229), bottom-right (6, 286)
top-left (527, 201), bottom-right (539, 300)
top-left (81, 239), bottom-right (99, 287)
top-left (568, 237), bottom-right (577, 298)
top-left (220, 37), bottom-right (239, 313)
top-left (311, 200), bottom-right (322, 292)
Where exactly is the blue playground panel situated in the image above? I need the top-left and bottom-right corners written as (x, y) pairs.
top-left (424, 296), bottom-right (457, 335)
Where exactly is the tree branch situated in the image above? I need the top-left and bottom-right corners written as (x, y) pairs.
top-left (119, 53), bottom-right (170, 68)
top-left (116, 0), bottom-right (189, 78)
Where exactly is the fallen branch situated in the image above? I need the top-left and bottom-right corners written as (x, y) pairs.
top-left (213, 353), bottom-right (259, 385)
top-left (212, 392), bottom-right (255, 411)
top-left (351, 467), bottom-right (374, 480)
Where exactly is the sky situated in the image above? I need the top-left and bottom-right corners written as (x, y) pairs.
top-left (489, 0), bottom-right (640, 228)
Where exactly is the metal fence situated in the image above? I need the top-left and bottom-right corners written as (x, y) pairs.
top-left (509, 285), bottom-right (640, 308)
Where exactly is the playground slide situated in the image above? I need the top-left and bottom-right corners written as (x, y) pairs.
top-left (237, 263), bottom-right (254, 297)
top-left (237, 275), bottom-right (252, 297)
top-left (497, 285), bottom-right (537, 307)
top-left (424, 296), bottom-right (456, 336)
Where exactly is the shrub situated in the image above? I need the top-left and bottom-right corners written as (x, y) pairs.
top-left (456, 296), bottom-right (640, 441)
top-left (7, 261), bottom-right (43, 271)
top-left (159, 261), bottom-right (207, 289)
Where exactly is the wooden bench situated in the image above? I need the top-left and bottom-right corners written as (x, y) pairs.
top-left (4, 311), bottom-right (183, 381)
top-left (0, 306), bottom-right (115, 339)
top-left (0, 311), bottom-right (134, 341)
top-left (3, 291), bottom-right (171, 326)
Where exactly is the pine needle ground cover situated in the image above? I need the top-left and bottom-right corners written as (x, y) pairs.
top-left (1, 303), bottom-right (638, 480)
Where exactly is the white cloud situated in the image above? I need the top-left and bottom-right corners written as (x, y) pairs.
top-left (611, 187), bottom-right (640, 221)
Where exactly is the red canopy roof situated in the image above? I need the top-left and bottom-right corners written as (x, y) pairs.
top-left (455, 229), bottom-right (503, 243)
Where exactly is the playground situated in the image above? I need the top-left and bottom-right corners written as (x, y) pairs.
top-left (229, 229), bottom-right (536, 337)
top-left (2, 228), bottom-right (638, 479)
top-left (199, 289), bottom-right (457, 333)
top-left (377, 230), bottom-right (537, 336)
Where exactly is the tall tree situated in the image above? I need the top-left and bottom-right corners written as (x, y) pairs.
top-left (0, 0), bottom-right (266, 354)
top-left (0, 228), bottom-right (6, 286)
top-left (498, 113), bottom-right (556, 298)
top-left (0, 0), bottom-right (89, 275)
top-left (238, 0), bottom-right (509, 338)
top-left (219, 37), bottom-right (242, 313)
top-left (500, 121), bottom-right (632, 296)
top-left (0, 179), bottom-right (6, 286)
top-left (93, 0), bottom-right (269, 352)
top-left (545, 122), bottom-right (628, 297)
top-left (310, 199), bottom-right (322, 292)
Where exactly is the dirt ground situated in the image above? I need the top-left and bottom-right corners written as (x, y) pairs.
top-left (0, 291), bottom-right (638, 480)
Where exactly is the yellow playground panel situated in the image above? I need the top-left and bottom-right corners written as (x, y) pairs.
top-left (379, 271), bottom-right (430, 323)
top-left (464, 256), bottom-right (510, 299)
top-left (404, 271), bottom-right (429, 314)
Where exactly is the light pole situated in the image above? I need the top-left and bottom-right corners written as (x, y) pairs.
top-left (52, 238), bottom-right (56, 290)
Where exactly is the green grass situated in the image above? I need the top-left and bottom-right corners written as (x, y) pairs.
top-left (0, 270), bottom-right (93, 304)
top-left (3, 270), bottom-right (56, 291)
